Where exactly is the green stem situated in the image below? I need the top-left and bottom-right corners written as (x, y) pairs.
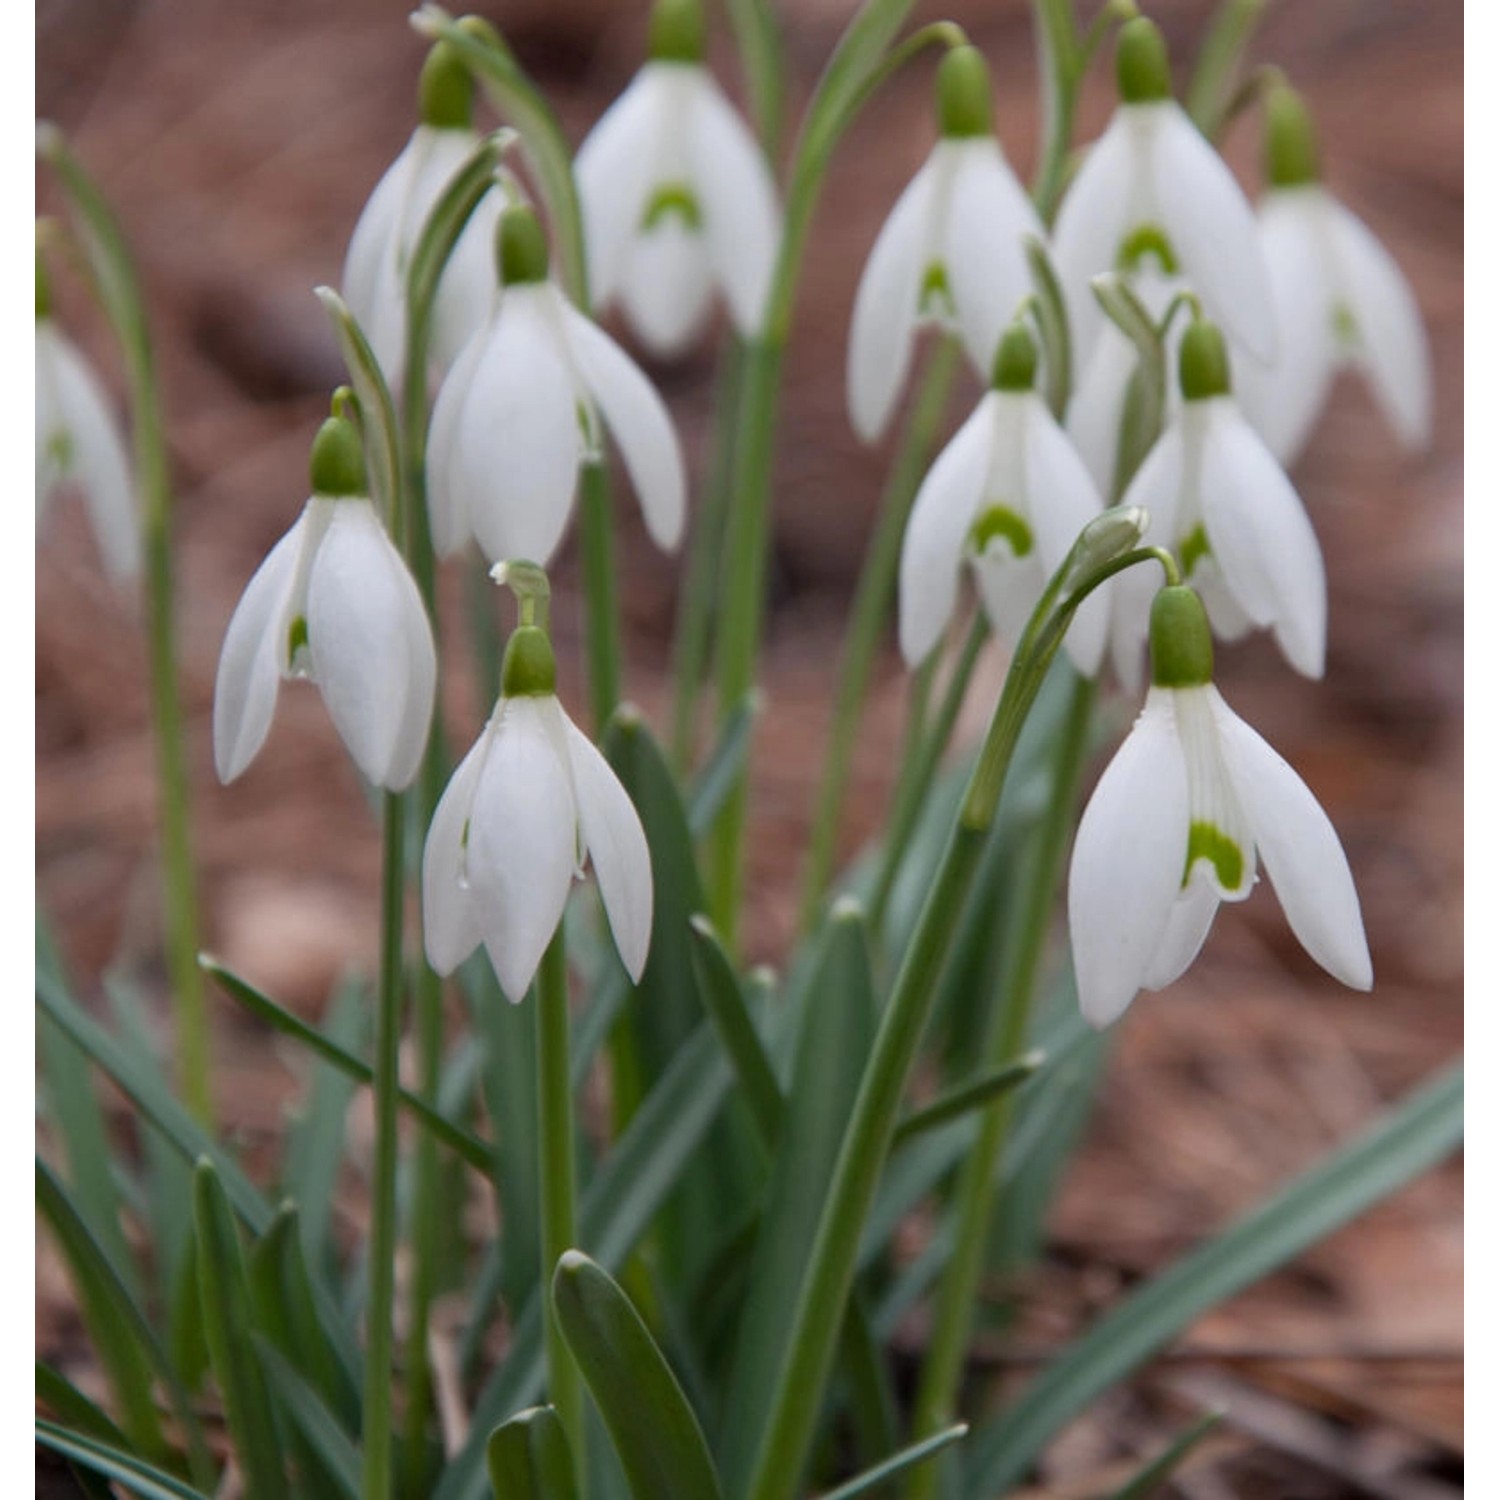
top-left (579, 460), bottom-right (621, 735)
top-left (799, 335), bottom-right (960, 933)
top-left (536, 928), bottom-right (584, 1476)
top-left (1031, 0), bottom-right (1082, 225)
top-left (902, 671), bottom-right (1095, 1500)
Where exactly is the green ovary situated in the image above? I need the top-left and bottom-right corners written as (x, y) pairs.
top-left (641, 183), bottom-right (702, 231)
top-left (1185, 820), bottom-right (1244, 891)
top-left (969, 504), bottom-right (1034, 558)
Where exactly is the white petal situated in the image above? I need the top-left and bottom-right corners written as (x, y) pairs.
top-left (561, 713), bottom-right (653, 982)
top-left (898, 395), bottom-right (993, 664)
top-left (848, 156), bottom-right (938, 443)
top-left (426, 324), bottom-right (490, 556)
top-left (422, 729), bottom-right (492, 975)
top-left (1142, 870), bottom-right (1221, 990)
top-left (561, 302), bottom-right (686, 550)
top-left (466, 697), bottom-right (580, 1002)
top-left (1069, 689), bottom-right (1191, 1027)
top-left (1066, 323), bottom-right (1138, 498)
top-left (1198, 402), bottom-right (1326, 678)
top-left (430, 186), bottom-right (503, 371)
top-left (1330, 199), bottom-right (1433, 451)
top-left (685, 70), bottom-right (781, 336)
top-left (971, 546), bottom-right (1044, 647)
top-left (619, 218), bottom-right (716, 357)
top-left (212, 515), bottom-right (304, 782)
top-left (1150, 103), bottom-right (1275, 362)
top-left (1211, 690), bottom-right (1372, 990)
top-left (342, 136), bottom-right (418, 371)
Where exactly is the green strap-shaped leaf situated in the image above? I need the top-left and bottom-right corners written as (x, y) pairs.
top-left (687, 695), bottom-right (759, 840)
top-left (1024, 237), bottom-right (1073, 419)
top-left (551, 1252), bottom-right (724, 1500)
top-left (35, 1420), bottom-right (212, 1500)
top-left (966, 1064), bottom-right (1463, 1492)
top-left (485, 1406), bottom-right (578, 1500)
top-left (892, 1053), bottom-right (1044, 1143)
top-left (36, 1363), bottom-right (129, 1500)
top-left (817, 1423), bottom-right (967, 1500)
top-left (251, 1336), bottom-right (363, 1500)
top-left (1108, 1409), bottom-right (1225, 1500)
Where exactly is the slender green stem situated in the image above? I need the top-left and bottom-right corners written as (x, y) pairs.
top-left (579, 460), bottom-right (621, 734)
top-left (1186, 0), bottom-right (1267, 138)
top-left (902, 671), bottom-right (1095, 1500)
top-left (362, 793), bottom-right (407, 1500)
top-left (799, 335), bottom-right (960, 933)
top-left (535, 928), bottom-right (584, 1477)
top-left (1031, 0), bottom-right (1082, 225)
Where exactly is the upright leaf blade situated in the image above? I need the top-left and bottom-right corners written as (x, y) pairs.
top-left (485, 1406), bottom-right (578, 1500)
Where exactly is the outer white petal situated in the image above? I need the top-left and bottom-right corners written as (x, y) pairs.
top-left (212, 516), bottom-right (304, 782)
top-left (342, 136), bottom-right (417, 364)
top-left (426, 324), bottom-right (490, 556)
top-left (466, 697), bottom-right (580, 1002)
top-left (619, 218), bottom-right (716, 357)
top-left (1142, 870), bottom-right (1221, 990)
top-left (422, 729), bottom-right (492, 974)
top-left (1198, 402), bottom-right (1326, 678)
top-left (430, 188), bottom-right (503, 371)
top-left (898, 396), bottom-right (993, 664)
top-left (942, 140), bottom-right (1045, 377)
top-left (848, 157), bottom-right (938, 443)
top-left (1211, 690), bottom-right (1372, 990)
top-left (1150, 103), bottom-right (1275, 362)
top-left (971, 546), bottom-right (1044, 648)
top-left (1331, 199), bottom-right (1433, 451)
top-left (1069, 689), bottom-right (1191, 1028)
top-left (685, 70), bottom-right (781, 337)
top-left (1110, 423), bottom-right (1186, 689)
top-left (561, 302), bottom-right (686, 550)
top-left (1066, 324), bottom-right (1138, 497)
top-left (561, 712), bottom-right (653, 982)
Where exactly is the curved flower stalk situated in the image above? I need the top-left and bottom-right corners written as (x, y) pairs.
top-left (1053, 18), bottom-right (1273, 368)
top-left (428, 204), bottom-right (686, 567)
top-left (899, 324), bottom-right (1108, 675)
top-left (1106, 318), bottom-right (1327, 691)
top-left (1235, 84), bottom-right (1433, 467)
top-left (575, 0), bottom-right (781, 356)
top-left (848, 44), bottom-right (1044, 443)
top-left (1070, 584), bottom-right (1371, 1029)
top-left (213, 412), bottom-right (437, 790)
top-left (423, 587), bottom-right (652, 1001)
top-left (35, 258), bottom-right (139, 579)
top-left (343, 42), bottom-right (505, 382)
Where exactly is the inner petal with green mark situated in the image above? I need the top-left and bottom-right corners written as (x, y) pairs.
top-left (1184, 819), bottom-right (1244, 892)
top-left (641, 182), bottom-right (702, 231)
top-left (286, 615), bottom-right (312, 677)
top-left (1178, 522), bottom-right (1211, 577)
top-left (1331, 301), bottom-right (1360, 352)
top-left (46, 429), bottom-right (73, 473)
top-left (919, 261), bottom-right (956, 320)
top-left (1116, 223), bottom-right (1180, 277)
top-left (969, 503), bottom-right (1034, 559)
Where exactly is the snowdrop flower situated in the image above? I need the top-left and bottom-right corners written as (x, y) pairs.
top-left (428, 205), bottom-right (686, 566)
top-left (214, 413), bottom-right (436, 790)
top-left (35, 258), bottom-right (138, 579)
top-left (423, 611), bottom-right (651, 1001)
top-left (342, 43), bottom-right (503, 382)
top-left (1107, 318), bottom-right (1327, 690)
top-left (899, 323), bottom-right (1108, 674)
top-left (848, 45), bottom-right (1045, 443)
top-left (575, 0), bottom-right (781, 356)
top-left (1069, 584), bottom-right (1371, 1029)
top-left (1235, 86), bottom-right (1432, 467)
top-left (1053, 19), bottom-right (1273, 368)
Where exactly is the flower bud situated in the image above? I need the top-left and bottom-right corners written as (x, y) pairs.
top-left (497, 205), bottom-right (550, 285)
top-left (308, 414), bottom-right (367, 498)
top-left (1178, 318), bottom-right (1232, 401)
top-left (1116, 18), bottom-right (1172, 105)
top-left (1149, 584), bottom-right (1215, 688)
top-left (1264, 83), bottom-right (1321, 189)
top-left (419, 42), bottom-right (474, 130)
top-left (935, 45), bottom-right (994, 139)
top-left (649, 0), bottom-right (706, 63)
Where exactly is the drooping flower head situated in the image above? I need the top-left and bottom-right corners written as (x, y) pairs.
top-left (899, 322), bottom-right (1108, 675)
top-left (1234, 84), bottom-right (1433, 467)
top-left (213, 410), bottom-right (437, 790)
top-left (1107, 317), bottom-right (1328, 689)
top-left (35, 251), bottom-right (139, 580)
top-left (342, 42), bottom-right (503, 383)
top-left (848, 44), bottom-right (1046, 443)
top-left (423, 573), bottom-right (652, 1001)
top-left (575, 0), bottom-right (781, 356)
top-left (1069, 584), bottom-right (1371, 1029)
top-left (1053, 19), bottom-right (1274, 368)
top-left (427, 204), bottom-right (686, 567)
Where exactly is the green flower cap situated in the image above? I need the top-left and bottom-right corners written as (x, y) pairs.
top-left (500, 624), bottom-right (558, 697)
top-left (419, 43), bottom-right (475, 130)
top-left (308, 414), bottom-right (368, 498)
top-left (1150, 585), bottom-right (1215, 689)
top-left (1179, 318), bottom-right (1232, 401)
top-left (936, 45), bottom-right (994, 139)
top-left (497, 205), bottom-right (550, 284)
top-left (649, 0), bottom-right (706, 63)
top-left (991, 322), bottom-right (1038, 392)
top-left (35, 248), bottom-right (50, 322)
top-left (1117, 17), bottom-right (1172, 105)
top-left (1264, 83), bottom-right (1321, 188)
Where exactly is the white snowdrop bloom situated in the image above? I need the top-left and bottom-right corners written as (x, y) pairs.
top-left (423, 621), bottom-right (652, 1001)
top-left (575, 0), bottom-right (781, 356)
top-left (428, 205), bottom-right (686, 566)
top-left (1069, 585), bottom-right (1371, 1029)
top-left (1106, 319), bottom-right (1327, 692)
top-left (1052, 18), bottom-right (1273, 369)
top-left (848, 45), bottom-right (1045, 444)
top-left (899, 325), bottom-right (1108, 675)
top-left (1234, 86), bottom-right (1432, 467)
top-left (213, 415), bottom-right (436, 791)
top-left (35, 289), bottom-right (139, 579)
top-left (342, 44), bottom-right (503, 382)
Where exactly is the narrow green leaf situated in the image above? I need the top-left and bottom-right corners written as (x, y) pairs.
top-left (252, 1336), bottom-right (363, 1500)
top-left (486, 1405), bottom-right (578, 1500)
top-left (35, 1421), bottom-right (212, 1500)
top-left (1108, 1409), bottom-right (1225, 1500)
top-left (722, 0), bottom-right (785, 154)
top-left (1186, 0), bottom-right (1267, 137)
top-left (35, 1363), bottom-right (131, 1498)
top-left (1089, 272), bottom-right (1167, 494)
top-left (193, 1159), bottom-right (286, 1498)
top-left (687, 695), bottom-right (759, 839)
top-left (967, 1064), bottom-right (1463, 1492)
top-left (552, 1252), bottom-right (724, 1500)
top-left (314, 287), bottom-right (400, 522)
top-left (1025, 237), bottom-right (1073, 419)
top-left (818, 1423), bottom-right (967, 1500)
top-left (893, 1052), bottom-right (1044, 1143)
